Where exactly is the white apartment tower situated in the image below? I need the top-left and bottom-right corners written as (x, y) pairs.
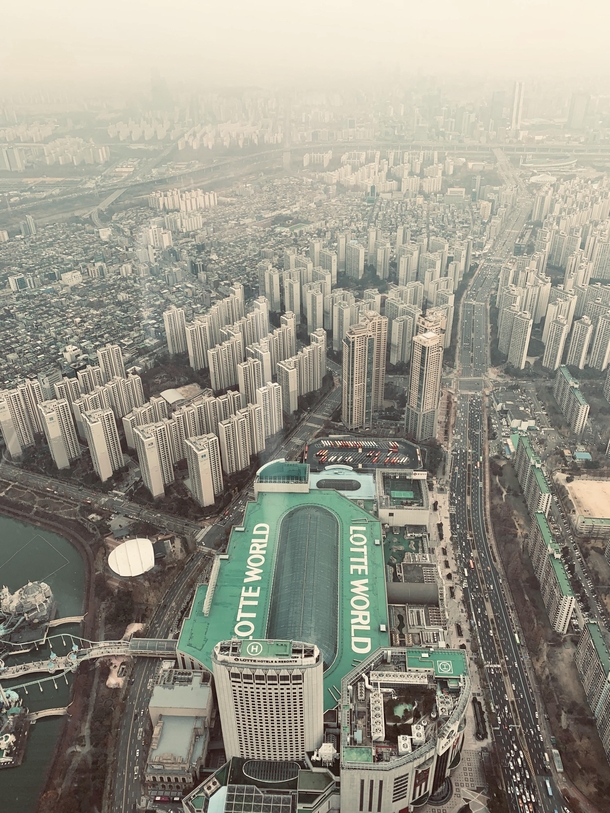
top-left (405, 331), bottom-right (444, 442)
top-left (362, 311), bottom-right (388, 412)
top-left (542, 317), bottom-right (569, 371)
top-left (346, 242), bottom-right (365, 280)
top-left (507, 311), bottom-right (533, 370)
top-left (163, 306), bottom-right (187, 355)
top-left (589, 312), bottom-right (610, 371)
top-left (342, 323), bottom-right (374, 430)
top-left (566, 316), bottom-right (593, 369)
top-left (38, 399), bottom-right (80, 470)
top-left (185, 434), bottom-right (223, 507)
top-left (237, 357), bottom-right (263, 406)
top-left (218, 412), bottom-right (252, 475)
top-left (0, 389), bottom-right (35, 458)
top-left (96, 344), bottom-right (126, 383)
top-left (212, 639), bottom-right (324, 761)
top-left (256, 382), bottom-right (283, 439)
top-left (82, 408), bottom-right (123, 483)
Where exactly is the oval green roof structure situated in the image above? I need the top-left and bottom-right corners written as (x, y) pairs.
top-left (267, 506), bottom-right (339, 668)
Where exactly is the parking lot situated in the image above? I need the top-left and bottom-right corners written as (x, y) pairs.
top-left (307, 437), bottom-right (422, 471)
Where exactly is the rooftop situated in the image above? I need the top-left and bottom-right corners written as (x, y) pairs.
top-left (586, 622), bottom-right (610, 674)
top-left (178, 489), bottom-right (388, 711)
top-left (107, 537), bottom-right (155, 577)
top-left (148, 715), bottom-right (206, 764)
top-left (563, 477), bottom-right (610, 520)
top-left (255, 459), bottom-right (309, 485)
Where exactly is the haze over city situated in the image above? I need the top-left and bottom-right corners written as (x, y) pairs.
top-left (1, 4), bottom-right (610, 813)
top-left (2, 0), bottom-right (610, 88)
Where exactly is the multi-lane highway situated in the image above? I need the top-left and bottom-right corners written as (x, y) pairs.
top-left (450, 179), bottom-right (567, 812)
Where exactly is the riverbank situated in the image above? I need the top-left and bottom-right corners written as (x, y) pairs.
top-left (0, 491), bottom-right (99, 812)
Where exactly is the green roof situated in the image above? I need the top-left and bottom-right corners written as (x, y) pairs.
top-left (342, 746), bottom-right (374, 763)
top-left (550, 557), bottom-right (574, 596)
top-left (406, 648), bottom-right (468, 677)
top-left (178, 489), bottom-right (388, 711)
top-left (586, 623), bottom-right (610, 674)
top-left (256, 460), bottom-right (309, 484)
top-left (535, 512), bottom-right (553, 546)
top-left (532, 466), bottom-right (550, 494)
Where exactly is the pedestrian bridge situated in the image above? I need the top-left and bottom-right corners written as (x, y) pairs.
top-left (28, 707), bottom-right (68, 722)
top-left (0, 638), bottom-right (178, 682)
top-left (48, 616), bottom-right (85, 628)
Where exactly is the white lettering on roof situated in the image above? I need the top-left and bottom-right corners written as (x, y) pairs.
top-left (234, 524), bottom-right (270, 639)
top-left (349, 526), bottom-right (372, 654)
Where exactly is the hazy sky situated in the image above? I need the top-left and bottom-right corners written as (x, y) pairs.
top-left (1, 0), bottom-right (609, 90)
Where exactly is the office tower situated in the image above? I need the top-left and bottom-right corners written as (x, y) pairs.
top-left (263, 267), bottom-right (282, 312)
top-left (283, 270), bottom-right (301, 324)
top-left (511, 81), bottom-right (524, 131)
top-left (566, 316), bottom-right (593, 369)
top-left (163, 306), bottom-right (187, 355)
top-left (82, 408), bottom-right (123, 482)
top-left (302, 283), bottom-right (323, 332)
top-left (346, 242), bottom-right (365, 280)
top-left (208, 335), bottom-right (244, 392)
top-left (277, 358), bottom-right (299, 415)
top-left (507, 311), bottom-right (533, 370)
top-left (212, 639), bottom-right (323, 761)
top-left (589, 311), bottom-right (610, 371)
top-left (342, 323), bottom-right (374, 430)
top-left (185, 434), bottom-right (223, 507)
top-left (256, 383), bottom-right (283, 439)
top-left (405, 331), bottom-right (444, 442)
top-left (97, 343), bottom-right (126, 383)
top-left (218, 412), bottom-right (251, 475)
top-left (0, 389), bottom-right (35, 458)
top-left (237, 357), bottom-right (263, 406)
top-left (542, 317), bottom-right (569, 371)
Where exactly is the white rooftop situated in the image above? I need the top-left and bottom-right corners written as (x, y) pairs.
top-left (108, 537), bottom-right (155, 577)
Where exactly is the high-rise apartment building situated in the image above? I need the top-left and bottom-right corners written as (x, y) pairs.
top-left (511, 81), bottom-right (524, 131)
top-left (553, 366), bottom-right (590, 435)
top-left (346, 242), bottom-right (365, 280)
top-left (237, 358), bottom-right (263, 406)
top-left (263, 267), bottom-right (282, 312)
top-left (526, 512), bottom-right (575, 634)
top-left (77, 364), bottom-right (104, 394)
top-left (209, 335), bottom-right (244, 392)
top-left (342, 323), bottom-right (374, 430)
top-left (163, 306), bottom-right (187, 355)
top-left (82, 408), bottom-right (123, 483)
top-left (405, 331), bottom-right (444, 441)
top-left (218, 412), bottom-right (252, 475)
top-left (277, 358), bottom-right (299, 416)
top-left (212, 639), bottom-right (324, 761)
top-left (256, 382), bottom-right (283, 439)
top-left (589, 311), bottom-right (610, 371)
top-left (542, 317), bottom-right (569, 371)
top-left (38, 399), bottom-right (80, 470)
top-left (185, 434), bottom-right (223, 507)
top-left (96, 343), bottom-right (126, 383)
top-left (566, 316), bottom-right (593, 369)
top-left (0, 388), bottom-right (35, 458)
top-left (361, 312), bottom-right (387, 411)
top-left (186, 317), bottom-right (214, 371)
top-left (507, 311), bottom-right (533, 370)
top-left (134, 421), bottom-right (176, 498)
top-left (575, 622), bottom-right (610, 763)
